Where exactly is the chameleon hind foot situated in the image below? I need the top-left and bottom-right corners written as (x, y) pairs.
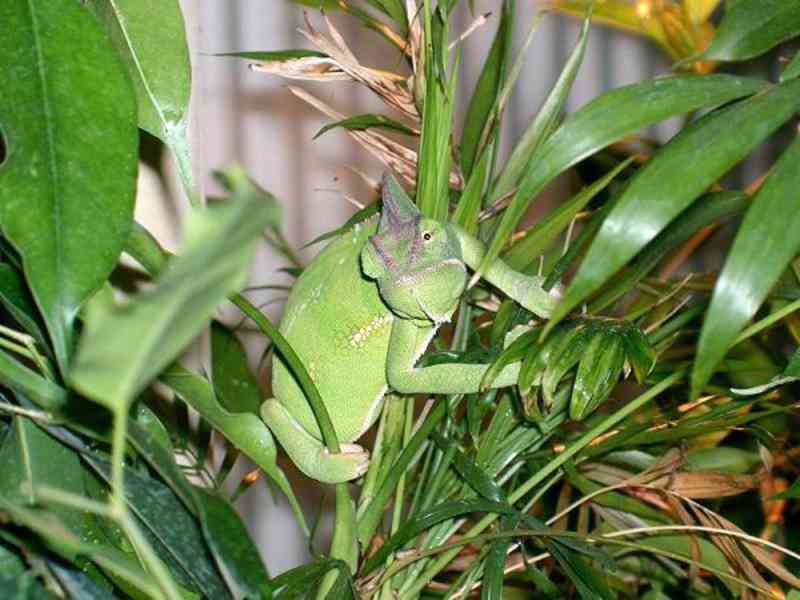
top-left (261, 398), bottom-right (370, 484)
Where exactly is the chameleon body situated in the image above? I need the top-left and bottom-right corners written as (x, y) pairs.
top-left (262, 175), bottom-right (560, 483)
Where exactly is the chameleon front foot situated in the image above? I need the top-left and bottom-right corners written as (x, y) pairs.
top-left (261, 399), bottom-right (370, 484)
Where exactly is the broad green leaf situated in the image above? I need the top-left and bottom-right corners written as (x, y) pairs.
top-left (0, 499), bottom-right (162, 599)
top-left (503, 156), bottom-right (633, 270)
top-left (194, 489), bottom-right (271, 600)
top-left (313, 114), bottom-right (415, 140)
top-left (782, 51), bottom-right (800, 82)
top-left (0, 419), bottom-right (98, 545)
top-left (547, 78), bottom-right (800, 335)
top-left (692, 136), bottom-right (800, 397)
top-left (85, 0), bottom-right (194, 195)
top-left (159, 363), bottom-right (308, 537)
top-left (493, 8), bottom-right (591, 202)
top-left (210, 321), bottom-right (262, 415)
top-left (482, 524), bottom-right (515, 600)
top-left (70, 191), bottom-right (278, 409)
top-left (702, 0), bottom-right (800, 62)
top-left (460, 0), bottom-right (513, 179)
top-left (0, 0), bottom-right (138, 371)
top-left (482, 74), bottom-right (765, 276)
top-left (84, 457), bottom-right (230, 599)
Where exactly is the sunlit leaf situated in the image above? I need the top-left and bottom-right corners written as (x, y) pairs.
top-left (460, 0), bottom-right (513, 179)
top-left (85, 0), bottom-right (195, 194)
top-left (483, 74), bottom-right (765, 277)
top-left (546, 78), bottom-right (800, 336)
top-left (693, 136), bottom-right (800, 397)
top-left (0, 0), bottom-right (138, 370)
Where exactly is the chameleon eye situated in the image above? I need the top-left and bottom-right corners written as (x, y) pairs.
top-left (423, 232), bottom-right (432, 241)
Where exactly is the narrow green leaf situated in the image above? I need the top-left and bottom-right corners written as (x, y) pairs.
top-left (571, 332), bottom-right (625, 420)
top-left (702, 0), bottom-right (800, 62)
top-left (127, 419), bottom-right (198, 516)
top-left (453, 147), bottom-right (491, 234)
top-left (480, 328), bottom-right (539, 391)
top-left (431, 433), bottom-right (505, 502)
top-left (361, 500), bottom-right (516, 575)
top-left (302, 202), bottom-right (379, 249)
top-left (483, 74), bottom-right (766, 277)
top-left (160, 364), bottom-right (308, 537)
top-left (589, 191), bottom-right (748, 312)
top-left (503, 156), bottom-right (634, 270)
top-left (217, 49), bottom-right (326, 61)
top-left (70, 189), bottom-right (278, 409)
top-left (271, 559), bottom-right (350, 600)
top-left (194, 489), bottom-right (271, 600)
top-left (493, 8), bottom-right (592, 202)
top-left (547, 78), bottom-right (800, 336)
top-left (482, 532), bottom-right (514, 600)
top-left (460, 0), bottom-right (513, 179)
top-left (621, 324), bottom-right (656, 384)
top-left (314, 114), bottom-right (415, 140)
top-left (85, 0), bottom-right (195, 197)
top-left (0, 0), bottom-right (138, 371)
top-left (211, 321), bottom-right (262, 415)
top-left (782, 51), bottom-right (800, 82)
top-left (692, 136), bottom-right (800, 397)
top-left (416, 6), bottom-right (456, 221)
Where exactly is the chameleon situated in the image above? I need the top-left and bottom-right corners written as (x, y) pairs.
top-left (262, 174), bottom-right (561, 483)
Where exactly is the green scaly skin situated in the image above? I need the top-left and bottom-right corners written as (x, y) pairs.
top-left (262, 174), bottom-right (561, 484)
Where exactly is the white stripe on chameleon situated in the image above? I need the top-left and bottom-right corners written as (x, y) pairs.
top-left (349, 314), bottom-right (393, 349)
top-left (355, 384), bottom-right (389, 440)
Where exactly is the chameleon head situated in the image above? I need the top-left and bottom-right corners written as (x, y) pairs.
top-left (361, 173), bottom-right (467, 324)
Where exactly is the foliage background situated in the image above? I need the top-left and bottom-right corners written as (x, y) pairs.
top-left (164, 1), bottom-right (795, 574)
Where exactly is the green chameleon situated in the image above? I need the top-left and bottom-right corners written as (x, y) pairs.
top-left (262, 174), bottom-right (560, 483)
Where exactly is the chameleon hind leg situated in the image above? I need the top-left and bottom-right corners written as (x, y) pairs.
top-left (261, 398), bottom-right (370, 484)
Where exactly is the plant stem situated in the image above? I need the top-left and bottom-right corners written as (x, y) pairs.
top-left (109, 407), bottom-right (182, 600)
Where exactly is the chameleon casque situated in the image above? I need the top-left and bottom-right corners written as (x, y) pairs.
top-left (262, 174), bottom-right (561, 483)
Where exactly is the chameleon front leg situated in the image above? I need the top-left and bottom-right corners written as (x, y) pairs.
top-left (385, 319), bottom-right (521, 395)
top-left (261, 399), bottom-right (370, 484)
top-left (452, 225), bottom-right (561, 318)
